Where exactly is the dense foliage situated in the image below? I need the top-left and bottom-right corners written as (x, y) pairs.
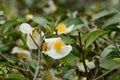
top-left (0, 0), bottom-right (120, 80)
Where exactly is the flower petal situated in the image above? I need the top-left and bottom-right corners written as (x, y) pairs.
top-left (19, 23), bottom-right (33, 34)
top-left (11, 47), bottom-right (23, 54)
top-left (27, 35), bottom-right (39, 49)
top-left (46, 45), bottom-right (72, 59)
top-left (58, 24), bottom-right (74, 34)
top-left (45, 37), bottom-right (61, 50)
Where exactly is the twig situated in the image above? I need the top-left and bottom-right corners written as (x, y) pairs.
top-left (33, 49), bottom-right (41, 80)
top-left (78, 31), bottom-right (89, 80)
top-left (32, 31), bottom-right (43, 80)
top-left (29, 34), bottom-right (40, 49)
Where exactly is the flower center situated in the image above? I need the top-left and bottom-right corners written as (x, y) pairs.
top-left (53, 40), bottom-right (64, 52)
top-left (17, 53), bottom-right (26, 59)
top-left (32, 29), bottom-right (39, 38)
top-left (42, 42), bottom-right (47, 51)
top-left (56, 23), bottom-right (66, 32)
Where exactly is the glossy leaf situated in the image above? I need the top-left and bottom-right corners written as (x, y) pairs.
top-left (85, 30), bottom-right (110, 49)
top-left (103, 14), bottom-right (120, 28)
top-left (92, 8), bottom-right (118, 21)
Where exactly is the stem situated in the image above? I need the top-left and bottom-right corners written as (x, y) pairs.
top-left (33, 49), bottom-right (41, 80)
top-left (78, 31), bottom-right (89, 80)
top-left (29, 34), bottom-right (39, 49)
top-left (31, 31), bottom-right (43, 80)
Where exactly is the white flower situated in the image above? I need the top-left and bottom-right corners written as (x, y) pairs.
top-left (19, 23), bottom-right (33, 34)
top-left (43, 0), bottom-right (57, 14)
top-left (19, 23), bottom-right (44, 49)
top-left (56, 23), bottom-right (74, 34)
top-left (77, 60), bottom-right (95, 72)
top-left (11, 47), bottom-right (31, 61)
top-left (43, 37), bottom-right (72, 59)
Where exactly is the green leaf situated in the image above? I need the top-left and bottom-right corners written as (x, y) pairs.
top-left (59, 53), bottom-right (79, 66)
top-left (7, 31), bottom-right (21, 40)
top-left (0, 20), bottom-right (18, 35)
top-left (100, 55), bottom-right (120, 70)
top-left (33, 15), bottom-right (48, 27)
top-left (63, 17), bottom-right (83, 26)
top-left (92, 8), bottom-right (118, 21)
top-left (103, 14), bottom-right (120, 28)
top-left (85, 30), bottom-right (110, 49)
top-left (28, 60), bottom-right (37, 70)
top-left (63, 69), bottom-right (75, 79)
top-left (100, 45), bottom-right (115, 60)
top-left (6, 74), bottom-right (28, 80)
top-left (109, 72), bottom-right (120, 80)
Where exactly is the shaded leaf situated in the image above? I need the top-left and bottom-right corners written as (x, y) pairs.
top-left (100, 55), bottom-right (120, 70)
top-left (0, 20), bottom-right (18, 34)
top-left (63, 69), bottom-right (75, 79)
top-left (59, 53), bottom-right (78, 66)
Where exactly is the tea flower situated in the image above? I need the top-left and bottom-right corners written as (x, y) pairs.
top-left (11, 47), bottom-right (31, 61)
top-left (43, 0), bottom-right (57, 14)
top-left (43, 37), bottom-right (72, 59)
top-left (56, 23), bottom-right (74, 34)
top-left (77, 60), bottom-right (95, 72)
top-left (20, 23), bottom-right (44, 49)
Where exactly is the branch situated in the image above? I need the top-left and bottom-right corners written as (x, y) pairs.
top-left (78, 31), bottom-right (89, 80)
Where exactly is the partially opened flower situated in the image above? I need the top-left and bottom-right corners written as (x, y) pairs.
top-left (77, 59), bottom-right (95, 72)
top-left (20, 23), bottom-right (44, 49)
top-left (56, 23), bottom-right (74, 35)
top-left (11, 47), bottom-right (31, 61)
top-left (43, 0), bottom-right (57, 14)
top-left (42, 37), bottom-right (72, 59)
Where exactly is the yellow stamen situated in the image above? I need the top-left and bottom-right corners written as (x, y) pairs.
top-left (53, 40), bottom-right (64, 52)
top-left (56, 23), bottom-right (66, 32)
top-left (12, 68), bottom-right (19, 73)
top-left (17, 53), bottom-right (26, 59)
top-left (42, 42), bottom-right (47, 51)
top-left (32, 29), bottom-right (39, 37)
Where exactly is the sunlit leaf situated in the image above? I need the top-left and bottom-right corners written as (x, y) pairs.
top-left (85, 30), bottom-right (110, 49)
top-left (33, 15), bottom-right (48, 27)
top-left (6, 73), bottom-right (28, 80)
top-left (103, 14), bottom-right (120, 28)
top-left (92, 8), bottom-right (118, 21)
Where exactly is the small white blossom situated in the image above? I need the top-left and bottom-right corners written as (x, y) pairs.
top-left (19, 23), bottom-right (44, 49)
top-left (11, 47), bottom-right (31, 61)
top-left (77, 60), bottom-right (95, 72)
